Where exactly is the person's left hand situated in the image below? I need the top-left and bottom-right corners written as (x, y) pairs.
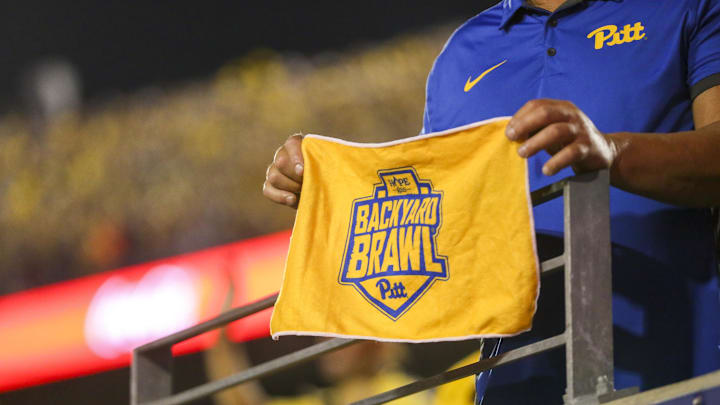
top-left (506, 99), bottom-right (617, 176)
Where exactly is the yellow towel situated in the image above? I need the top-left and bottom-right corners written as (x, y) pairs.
top-left (270, 117), bottom-right (539, 342)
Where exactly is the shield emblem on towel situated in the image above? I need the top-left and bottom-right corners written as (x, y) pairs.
top-left (339, 167), bottom-right (449, 320)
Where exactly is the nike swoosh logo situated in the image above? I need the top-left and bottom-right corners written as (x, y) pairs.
top-left (464, 60), bottom-right (508, 92)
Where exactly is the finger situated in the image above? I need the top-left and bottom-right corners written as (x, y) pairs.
top-left (518, 122), bottom-right (578, 158)
top-left (542, 142), bottom-right (590, 176)
top-left (266, 164), bottom-right (302, 194)
top-left (273, 146), bottom-right (301, 183)
top-left (275, 134), bottom-right (304, 182)
top-left (507, 99), bottom-right (573, 142)
top-left (262, 181), bottom-right (299, 208)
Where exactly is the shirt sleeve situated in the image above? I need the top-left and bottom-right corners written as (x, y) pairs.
top-left (420, 68), bottom-right (436, 135)
top-left (687, 0), bottom-right (720, 100)
top-left (420, 107), bottom-right (431, 135)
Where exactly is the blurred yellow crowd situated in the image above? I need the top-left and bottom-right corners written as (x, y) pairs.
top-left (0, 26), bottom-right (452, 294)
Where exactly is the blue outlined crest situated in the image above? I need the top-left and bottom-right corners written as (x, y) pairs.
top-left (339, 167), bottom-right (449, 321)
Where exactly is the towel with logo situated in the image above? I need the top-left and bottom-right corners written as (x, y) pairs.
top-left (270, 117), bottom-right (539, 342)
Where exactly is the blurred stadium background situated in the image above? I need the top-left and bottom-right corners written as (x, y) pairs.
top-left (0, 1), bottom-right (498, 404)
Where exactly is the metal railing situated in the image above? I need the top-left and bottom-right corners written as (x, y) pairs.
top-left (131, 170), bottom-right (641, 405)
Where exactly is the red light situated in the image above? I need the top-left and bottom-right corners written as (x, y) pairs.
top-left (0, 231), bottom-right (288, 392)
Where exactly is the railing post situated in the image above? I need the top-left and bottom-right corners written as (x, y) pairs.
top-left (131, 347), bottom-right (173, 405)
top-left (563, 169), bottom-right (614, 404)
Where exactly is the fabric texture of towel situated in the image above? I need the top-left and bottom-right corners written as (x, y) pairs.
top-left (271, 117), bottom-right (539, 342)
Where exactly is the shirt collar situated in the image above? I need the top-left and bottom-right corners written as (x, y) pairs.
top-left (498, 0), bottom-right (585, 30)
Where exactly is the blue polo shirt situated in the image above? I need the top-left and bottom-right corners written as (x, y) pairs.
top-left (422, 0), bottom-right (720, 399)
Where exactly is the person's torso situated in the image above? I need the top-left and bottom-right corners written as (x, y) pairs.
top-left (424, 0), bottom-right (720, 391)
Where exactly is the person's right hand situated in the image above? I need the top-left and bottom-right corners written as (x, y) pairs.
top-left (263, 133), bottom-right (304, 208)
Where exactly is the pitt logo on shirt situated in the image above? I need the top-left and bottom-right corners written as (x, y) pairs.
top-left (339, 167), bottom-right (449, 320)
top-left (587, 22), bottom-right (645, 50)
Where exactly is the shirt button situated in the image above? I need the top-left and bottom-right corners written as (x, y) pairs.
top-left (547, 47), bottom-right (557, 56)
top-left (549, 18), bottom-right (558, 27)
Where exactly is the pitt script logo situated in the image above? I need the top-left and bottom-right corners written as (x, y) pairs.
top-left (587, 22), bottom-right (645, 50)
top-left (339, 167), bottom-right (449, 320)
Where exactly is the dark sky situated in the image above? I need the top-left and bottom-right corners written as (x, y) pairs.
top-left (0, 1), bottom-right (498, 112)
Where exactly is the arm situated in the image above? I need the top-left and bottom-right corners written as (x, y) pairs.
top-left (609, 86), bottom-right (720, 206)
top-left (507, 85), bottom-right (720, 207)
